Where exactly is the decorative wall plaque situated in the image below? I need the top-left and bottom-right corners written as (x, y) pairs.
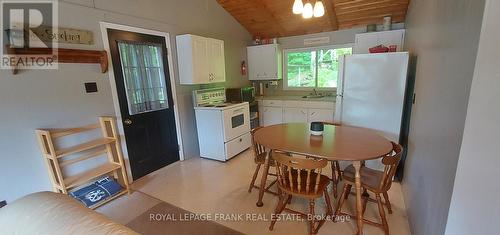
top-left (31, 26), bottom-right (94, 45)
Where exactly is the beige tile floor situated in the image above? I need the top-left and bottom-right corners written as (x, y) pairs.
top-left (99, 149), bottom-right (411, 235)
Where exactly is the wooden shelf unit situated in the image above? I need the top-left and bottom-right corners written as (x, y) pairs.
top-left (35, 117), bottom-right (130, 209)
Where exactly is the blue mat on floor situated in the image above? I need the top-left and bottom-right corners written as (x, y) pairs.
top-left (69, 176), bottom-right (122, 207)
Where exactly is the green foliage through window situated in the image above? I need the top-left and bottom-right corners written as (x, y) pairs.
top-left (286, 47), bottom-right (352, 89)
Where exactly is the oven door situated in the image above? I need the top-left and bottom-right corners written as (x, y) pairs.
top-left (222, 104), bottom-right (250, 142)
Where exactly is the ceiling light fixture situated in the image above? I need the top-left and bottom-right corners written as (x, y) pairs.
top-left (313, 0), bottom-right (325, 17)
top-left (294, 0), bottom-right (324, 19)
top-left (302, 2), bottom-right (313, 19)
top-left (293, 0), bottom-right (303, 14)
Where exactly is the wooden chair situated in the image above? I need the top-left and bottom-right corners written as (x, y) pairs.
top-left (320, 121), bottom-right (343, 198)
top-left (335, 142), bottom-right (403, 235)
top-left (269, 151), bottom-right (333, 235)
top-left (248, 127), bottom-right (278, 195)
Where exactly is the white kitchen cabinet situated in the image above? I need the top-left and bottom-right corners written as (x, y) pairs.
top-left (176, 34), bottom-right (226, 84)
top-left (247, 44), bottom-right (282, 80)
top-left (207, 38), bottom-right (226, 83)
top-left (260, 99), bottom-right (335, 126)
top-left (308, 108), bottom-right (334, 123)
top-left (262, 106), bottom-right (283, 126)
top-left (283, 107), bottom-right (308, 123)
top-left (353, 29), bottom-right (405, 54)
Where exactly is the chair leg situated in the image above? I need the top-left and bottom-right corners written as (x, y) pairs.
top-left (314, 189), bottom-right (332, 233)
top-left (331, 162), bottom-right (338, 198)
top-left (383, 192), bottom-right (393, 214)
top-left (335, 184), bottom-right (349, 217)
top-left (362, 188), bottom-right (369, 215)
top-left (248, 164), bottom-right (261, 193)
top-left (324, 188), bottom-right (333, 216)
top-left (335, 161), bottom-right (342, 181)
top-left (309, 199), bottom-right (316, 235)
top-left (376, 194), bottom-right (389, 235)
top-left (285, 194), bottom-right (292, 204)
top-left (344, 184), bottom-right (352, 200)
top-left (269, 193), bottom-right (288, 231)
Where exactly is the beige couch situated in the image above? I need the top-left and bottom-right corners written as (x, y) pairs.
top-left (0, 192), bottom-right (137, 235)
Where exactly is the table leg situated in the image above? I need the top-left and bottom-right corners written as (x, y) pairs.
top-left (256, 151), bottom-right (271, 207)
top-left (353, 161), bottom-right (364, 235)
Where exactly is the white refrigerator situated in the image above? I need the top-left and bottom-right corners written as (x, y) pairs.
top-left (334, 52), bottom-right (410, 170)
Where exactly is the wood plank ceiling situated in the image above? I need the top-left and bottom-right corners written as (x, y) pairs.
top-left (216, 0), bottom-right (410, 38)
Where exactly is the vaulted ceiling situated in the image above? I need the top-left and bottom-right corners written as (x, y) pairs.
top-left (216, 0), bottom-right (410, 38)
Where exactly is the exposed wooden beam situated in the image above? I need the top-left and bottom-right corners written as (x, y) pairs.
top-left (323, 0), bottom-right (339, 31)
top-left (335, 0), bottom-right (408, 10)
top-left (336, 0), bottom-right (395, 7)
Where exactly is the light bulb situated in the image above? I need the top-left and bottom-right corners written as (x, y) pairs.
top-left (293, 0), bottom-right (303, 14)
top-left (302, 2), bottom-right (313, 19)
top-left (313, 1), bottom-right (325, 17)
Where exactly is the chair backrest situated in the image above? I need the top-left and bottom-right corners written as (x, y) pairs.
top-left (251, 127), bottom-right (287, 164)
top-left (251, 127), bottom-right (266, 159)
top-left (273, 151), bottom-right (328, 194)
top-left (379, 142), bottom-right (403, 191)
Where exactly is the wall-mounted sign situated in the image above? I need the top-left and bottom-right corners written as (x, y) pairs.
top-left (31, 26), bottom-right (94, 45)
top-left (304, 36), bottom-right (330, 46)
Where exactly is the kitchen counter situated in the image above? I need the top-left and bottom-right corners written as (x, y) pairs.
top-left (255, 95), bottom-right (336, 102)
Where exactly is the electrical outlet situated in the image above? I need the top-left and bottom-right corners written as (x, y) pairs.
top-left (84, 82), bottom-right (98, 93)
top-left (269, 81), bottom-right (278, 86)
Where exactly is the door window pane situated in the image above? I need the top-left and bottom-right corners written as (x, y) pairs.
top-left (118, 42), bottom-right (169, 115)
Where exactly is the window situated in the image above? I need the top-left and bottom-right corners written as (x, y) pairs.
top-left (118, 41), bottom-right (169, 115)
top-left (284, 46), bottom-right (352, 90)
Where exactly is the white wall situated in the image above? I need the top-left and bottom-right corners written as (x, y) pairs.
top-left (445, 0), bottom-right (500, 234)
top-left (401, 0), bottom-right (486, 234)
top-left (0, 0), bottom-right (252, 203)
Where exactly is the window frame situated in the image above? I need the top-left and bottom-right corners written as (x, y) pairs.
top-left (283, 43), bottom-right (354, 91)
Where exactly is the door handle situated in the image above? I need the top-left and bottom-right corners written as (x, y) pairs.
top-left (123, 119), bottom-right (132, 125)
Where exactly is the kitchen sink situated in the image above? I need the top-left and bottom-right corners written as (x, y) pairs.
top-left (301, 95), bottom-right (325, 99)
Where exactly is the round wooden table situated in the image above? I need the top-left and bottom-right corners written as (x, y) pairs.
top-left (253, 123), bottom-right (393, 235)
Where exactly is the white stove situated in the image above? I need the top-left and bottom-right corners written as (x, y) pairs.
top-left (193, 88), bottom-right (251, 161)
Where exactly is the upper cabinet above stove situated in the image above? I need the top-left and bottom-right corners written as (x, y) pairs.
top-left (176, 34), bottom-right (226, 84)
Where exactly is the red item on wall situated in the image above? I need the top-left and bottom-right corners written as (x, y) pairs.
top-left (241, 61), bottom-right (247, 76)
top-left (369, 45), bottom-right (390, 53)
